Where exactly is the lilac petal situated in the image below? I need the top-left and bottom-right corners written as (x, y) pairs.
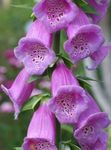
top-left (86, 0), bottom-right (109, 23)
top-left (64, 24), bottom-right (104, 63)
top-left (78, 131), bottom-right (108, 150)
top-left (26, 20), bottom-right (52, 47)
top-left (1, 68), bottom-right (34, 119)
top-left (22, 103), bottom-right (57, 150)
top-left (51, 63), bottom-right (79, 96)
top-left (76, 93), bottom-right (100, 128)
top-left (49, 85), bottom-right (89, 124)
top-left (33, 0), bottom-right (79, 32)
top-left (87, 44), bottom-right (111, 70)
top-left (74, 112), bottom-right (110, 144)
top-left (15, 38), bottom-right (56, 75)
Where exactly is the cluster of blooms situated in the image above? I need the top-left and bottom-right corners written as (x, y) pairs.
top-left (1, 0), bottom-right (111, 150)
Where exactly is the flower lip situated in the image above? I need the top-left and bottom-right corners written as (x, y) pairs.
top-left (22, 137), bottom-right (57, 150)
top-left (49, 85), bottom-right (88, 124)
top-left (14, 37), bottom-right (56, 75)
top-left (64, 24), bottom-right (104, 63)
top-left (74, 112), bottom-right (111, 144)
top-left (33, 0), bottom-right (79, 32)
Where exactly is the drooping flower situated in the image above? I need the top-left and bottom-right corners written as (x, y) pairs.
top-left (64, 9), bottom-right (104, 64)
top-left (86, 44), bottom-right (111, 70)
top-left (48, 63), bottom-right (100, 124)
top-left (1, 68), bottom-right (34, 119)
top-left (22, 103), bottom-right (57, 150)
top-left (33, 0), bottom-right (79, 32)
top-left (86, 0), bottom-right (109, 23)
top-left (74, 112), bottom-right (110, 149)
top-left (4, 49), bottom-right (22, 68)
top-left (14, 19), bottom-right (56, 75)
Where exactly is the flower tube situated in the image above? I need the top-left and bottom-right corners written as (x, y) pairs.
top-left (1, 68), bottom-right (34, 119)
top-left (22, 103), bottom-right (57, 150)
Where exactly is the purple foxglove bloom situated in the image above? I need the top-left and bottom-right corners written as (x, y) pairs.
top-left (87, 44), bottom-right (111, 70)
top-left (79, 131), bottom-right (108, 150)
top-left (1, 68), bottom-right (34, 119)
top-left (22, 103), bottom-right (57, 150)
top-left (0, 102), bottom-right (14, 113)
top-left (64, 9), bottom-right (104, 64)
top-left (14, 20), bottom-right (56, 75)
top-left (74, 112), bottom-right (110, 146)
top-left (4, 49), bottom-right (22, 68)
top-left (33, 0), bottom-right (79, 32)
top-left (48, 63), bottom-right (99, 124)
top-left (86, 0), bottom-right (109, 23)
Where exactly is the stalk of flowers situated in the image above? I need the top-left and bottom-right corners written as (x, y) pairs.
top-left (48, 63), bottom-right (110, 149)
top-left (1, 68), bottom-right (34, 119)
top-left (14, 19), bottom-right (56, 75)
top-left (22, 103), bottom-right (57, 150)
top-left (64, 8), bottom-right (111, 70)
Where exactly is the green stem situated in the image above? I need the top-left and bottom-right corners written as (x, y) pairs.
top-left (53, 31), bottom-right (61, 54)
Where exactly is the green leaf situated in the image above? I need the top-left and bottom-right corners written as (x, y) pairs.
top-left (81, 4), bottom-right (96, 14)
top-left (74, 0), bottom-right (96, 14)
top-left (28, 75), bottom-right (39, 83)
top-left (21, 93), bottom-right (50, 112)
top-left (74, 0), bottom-right (88, 7)
top-left (69, 143), bottom-right (81, 150)
top-left (10, 4), bottom-right (32, 9)
top-left (76, 76), bottom-right (102, 82)
top-left (14, 147), bottom-right (22, 150)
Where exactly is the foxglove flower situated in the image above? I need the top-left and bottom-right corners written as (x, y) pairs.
top-left (86, 0), bottom-right (109, 23)
top-left (14, 20), bottom-right (56, 75)
top-left (74, 112), bottom-right (110, 148)
top-left (22, 103), bottom-right (57, 150)
top-left (48, 63), bottom-right (99, 124)
top-left (33, 0), bottom-right (79, 32)
top-left (64, 9), bottom-right (104, 64)
top-left (78, 132), bottom-right (108, 150)
top-left (87, 44), bottom-right (111, 70)
top-left (1, 68), bottom-right (34, 119)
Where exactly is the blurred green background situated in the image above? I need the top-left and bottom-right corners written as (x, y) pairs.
top-left (0, 0), bottom-right (111, 150)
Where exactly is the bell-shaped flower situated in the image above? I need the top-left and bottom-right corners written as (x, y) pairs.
top-left (1, 68), bottom-right (34, 119)
top-left (78, 131), bottom-right (108, 150)
top-left (64, 9), bottom-right (104, 64)
top-left (14, 20), bottom-right (56, 75)
top-left (86, 0), bottom-right (109, 23)
top-left (74, 112), bottom-right (110, 147)
top-left (48, 63), bottom-right (100, 124)
top-left (22, 103), bottom-right (57, 150)
top-left (33, 0), bottom-right (79, 32)
top-left (86, 44), bottom-right (111, 70)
